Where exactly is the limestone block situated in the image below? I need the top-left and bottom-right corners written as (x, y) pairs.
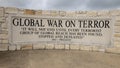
top-left (65, 44), bottom-right (70, 50)
top-left (80, 45), bottom-right (92, 51)
top-left (2, 40), bottom-right (8, 44)
top-left (75, 11), bottom-right (87, 16)
top-left (0, 34), bottom-right (8, 39)
top-left (87, 11), bottom-right (97, 16)
top-left (59, 11), bottom-right (66, 16)
top-left (98, 10), bottom-right (110, 16)
top-left (0, 44), bottom-right (8, 51)
top-left (18, 9), bottom-right (24, 14)
top-left (105, 47), bottom-right (120, 53)
top-left (35, 10), bottom-right (42, 15)
top-left (5, 7), bottom-right (18, 14)
top-left (66, 11), bottom-right (76, 16)
top-left (33, 44), bottom-right (45, 49)
top-left (114, 26), bottom-right (120, 33)
top-left (21, 44), bottom-right (33, 50)
top-left (70, 44), bottom-right (79, 50)
top-left (1, 23), bottom-right (7, 29)
top-left (115, 22), bottom-right (120, 26)
top-left (45, 44), bottom-right (54, 49)
top-left (110, 10), bottom-right (120, 16)
top-left (24, 9), bottom-right (35, 15)
top-left (49, 10), bottom-right (59, 16)
top-left (92, 46), bottom-right (105, 52)
top-left (0, 29), bottom-right (8, 34)
top-left (9, 45), bottom-right (16, 51)
top-left (114, 33), bottom-right (120, 37)
top-left (0, 40), bottom-right (2, 43)
top-left (0, 7), bottom-right (4, 16)
top-left (0, 17), bottom-right (5, 22)
top-left (42, 10), bottom-right (51, 16)
top-left (55, 44), bottom-right (64, 49)
top-left (114, 37), bottom-right (120, 42)
top-left (114, 42), bottom-right (120, 47)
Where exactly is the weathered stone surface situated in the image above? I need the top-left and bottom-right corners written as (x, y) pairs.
top-left (115, 22), bottom-right (120, 26)
top-left (70, 45), bottom-right (79, 50)
top-left (21, 45), bottom-right (33, 50)
top-left (24, 9), bottom-right (35, 15)
top-left (5, 7), bottom-right (18, 14)
top-left (0, 7), bottom-right (4, 16)
top-left (2, 40), bottom-right (8, 44)
top-left (114, 26), bottom-right (120, 33)
top-left (46, 44), bottom-right (54, 49)
top-left (66, 11), bottom-right (75, 16)
top-left (110, 10), bottom-right (120, 16)
top-left (0, 44), bottom-right (8, 51)
top-left (92, 46), bottom-right (105, 52)
top-left (35, 10), bottom-right (42, 15)
top-left (33, 44), bottom-right (45, 49)
top-left (80, 45), bottom-right (92, 51)
top-left (0, 34), bottom-right (8, 39)
top-left (114, 33), bottom-right (120, 37)
top-left (0, 17), bottom-right (5, 22)
top-left (59, 11), bottom-right (66, 16)
top-left (114, 42), bottom-right (120, 47)
top-left (65, 44), bottom-right (70, 50)
top-left (9, 45), bottom-right (16, 51)
top-left (55, 44), bottom-right (64, 49)
top-left (106, 47), bottom-right (120, 53)
top-left (1, 23), bottom-right (7, 29)
top-left (18, 9), bottom-right (24, 14)
top-left (98, 10), bottom-right (110, 16)
top-left (87, 11), bottom-right (98, 16)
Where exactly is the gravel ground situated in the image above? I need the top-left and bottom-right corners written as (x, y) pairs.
top-left (0, 50), bottom-right (120, 68)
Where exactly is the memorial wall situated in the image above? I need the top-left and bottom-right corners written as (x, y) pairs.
top-left (0, 7), bottom-right (120, 53)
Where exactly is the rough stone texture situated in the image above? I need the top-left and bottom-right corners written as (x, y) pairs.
top-left (59, 11), bottom-right (66, 16)
top-left (80, 45), bottom-right (92, 51)
top-left (9, 45), bottom-right (16, 51)
top-left (0, 44), bottom-right (8, 51)
top-left (0, 7), bottom-right (4, 17)
top-left (114, 26), bottom-right (120, 33)
top-left (106, 47), bottom-right (120, 53)
top-left (114, 33), bottom-right (120, 37)
top-left (65, 44), bottom-right (70, 50)
top-left (55, 44), bottom-right (64, 49)
top-left (33, 44), bottom-right (45, 49)
top-left (35, 10), bottom-right (42, 15)
top-left (24, 9), bottom-right (35, 15)
top-left (87, 11), bottom-right (98, 16)
top-left (0, 34), bottom-right (8, 39)
top-left (114, 42), bottom-right (120, 47)
top-left (5, 7), bottom-right (18, 14)
top-left (0, 17), bottom-right (5, 22)
top-left (110, 10), bottom-right (120, 16)
top-left (21, 45), bottom-right (33, 50)
top-left (2, 39), bottom-right (8, 44)
top-left (98, 10), bottom-right (110, 16)
top-left (70, 44), bottom-right (80, 50)
top-left (46, 44), bottom-right (54, 49)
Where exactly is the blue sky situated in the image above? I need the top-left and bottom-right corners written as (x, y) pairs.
top-left (0, 0), bottom-right (120, 10)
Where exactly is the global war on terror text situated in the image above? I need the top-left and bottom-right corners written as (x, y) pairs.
top-left (11, 17), bottom-right (111, 41)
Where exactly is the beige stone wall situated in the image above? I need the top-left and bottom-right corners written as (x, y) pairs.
top-left (0, 7), bottom-right (120, 53)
